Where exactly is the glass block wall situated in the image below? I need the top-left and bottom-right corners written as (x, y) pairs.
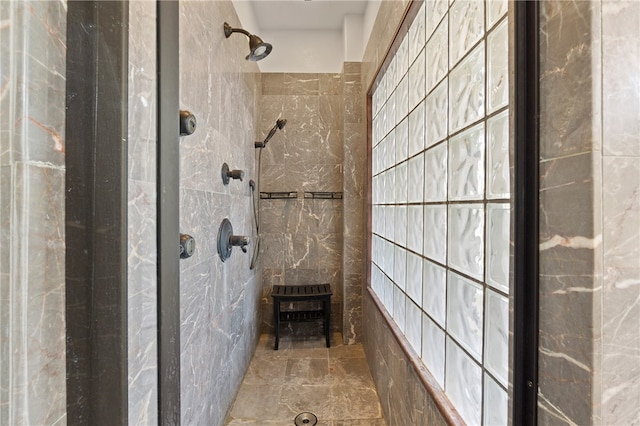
top-left (369, 1), bottom-right (510, 424)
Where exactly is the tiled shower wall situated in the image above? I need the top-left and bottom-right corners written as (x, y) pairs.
top-left (342, 62), bottom-right (366, 345)
top-left (538, 1), bottom-right (640, 424)
top-left (0, 2), bottom-right (67, 425)
top-left (258, 72), bottom-right (345, 337)
top-left (599, 3), bottom-right (640, 422)
top-left (128, 2), bottom-right (265, 424)
top-left (257, 67), bottom-right (365, 344)
top-left (177, 2), bottom-right (261, 425)
top-left (127, 1), bottom-right (158, 423)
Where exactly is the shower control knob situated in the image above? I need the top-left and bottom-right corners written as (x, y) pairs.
top-left (229, 235), bottom-right (250, 253)
top-left (179, 233), bottom-right (196, 259)
top-left (221, 163), bottom-right (245, 185)
top-left (179, 110), bottom-right (197, 135)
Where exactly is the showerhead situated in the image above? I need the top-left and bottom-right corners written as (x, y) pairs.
top-left (224, 22), bottom-right (272, 61)
top-left (255, 118), bottom-right (287, 148)
top-left (247, 34), bottom-right (272, 61)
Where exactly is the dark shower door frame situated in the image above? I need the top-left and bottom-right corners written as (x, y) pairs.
top-left (156, 1), bottom-right (181, 424)
top-left (65, 1), bottom-right (182, 425)
top-left (512, 1), bottom-right (540, 424)
top-left (65, 2), bottom-right (129, 424)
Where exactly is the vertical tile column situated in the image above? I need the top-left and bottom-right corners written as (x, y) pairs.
top-left (539, 1), bottom-right (640, 424)
top-left (342, 62), bottom-right (366, 344)
top-left (538, 2), bottom-right (601, 423)
top-left (601, 2), bottom-right (640, 423)
top-left (0, 2), bottom-right (67, 424)
top-left (177, 2), bottom-right (261, 424)
top-left (127, 1), bottom-right (158, 424)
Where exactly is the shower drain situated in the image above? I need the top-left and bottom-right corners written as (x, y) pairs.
top-left (294, 412), bottom-right (318, 426)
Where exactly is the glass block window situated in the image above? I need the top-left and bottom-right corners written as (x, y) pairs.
top-left (369, 1), bottom-right (510, 424)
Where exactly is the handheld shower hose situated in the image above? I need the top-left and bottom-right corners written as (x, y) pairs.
top-left (249, 149), bottom-right (263, 270)
top-left (249, 118), bottom-right (285, 269)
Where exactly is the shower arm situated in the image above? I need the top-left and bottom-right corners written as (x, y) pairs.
top-left (225, 26), bottom-right (251, 38)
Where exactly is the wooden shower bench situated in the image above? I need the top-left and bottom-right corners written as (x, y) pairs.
top-left (271, 284), bottom-right (332, 350)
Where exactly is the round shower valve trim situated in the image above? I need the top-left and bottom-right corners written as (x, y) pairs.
top-left (217, 218), bottom-right (250, 262)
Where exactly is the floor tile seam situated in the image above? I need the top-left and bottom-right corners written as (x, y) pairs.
top-left (285, 354), bottom-right (331, 359)
top-left (328, 355), bottom-right (367, 359)
top-left (328, 383), bottom-right (382, 391)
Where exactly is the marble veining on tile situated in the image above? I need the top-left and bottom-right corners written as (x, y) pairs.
top-left (259, 68), bottom-right (366, 344)
top-left (127, 1), bottom-right (158, 423)
top-left (538, 1), bottom-right (640, 424)
top-left (177, 1), bottom-right (261, 424)
top-left (1, 2), bottom-right (67, 425)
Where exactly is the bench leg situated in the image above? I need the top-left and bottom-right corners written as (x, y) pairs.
top-left (324, 297), bottom-right (331, 348)
top-left (273, 299), bottom-right (280, 350)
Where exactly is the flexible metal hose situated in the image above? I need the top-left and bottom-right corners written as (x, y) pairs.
top-left (249, 147), bottom-right (263, 269)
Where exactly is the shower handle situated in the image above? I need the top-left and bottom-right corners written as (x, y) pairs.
top-left (229, 235), bottom-right (250, 253)
top-left (221, 163), bottom-right (245, 185)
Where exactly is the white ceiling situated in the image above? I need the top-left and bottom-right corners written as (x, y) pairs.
top-left (232, 0), bottom-right (376, 72)
top-left (244, 0), bottom-right (369, 32)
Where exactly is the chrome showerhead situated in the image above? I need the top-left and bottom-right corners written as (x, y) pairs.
top-left (255, 118), bottom-right (287, 148)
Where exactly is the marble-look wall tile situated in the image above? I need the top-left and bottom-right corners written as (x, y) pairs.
top-left (0, 2), bottom-right (67, 424)
top-left (602, 7), bottom-right (639, 157)
top-left (284, 73), bottom-right (320, 95)
top-left (601, 156), bottom-right (640, 426)
top-left (601, 2), bottom-right (640, 424)
top-left (6, 2), bottom-right (66, 167)
top-left (8, 164), bottom-right (66, 425)
top-left (178, 2), bottom-right (260, 425)
top-left (363, 294), bottom-right (450, 426)
top-left (127, 180), bottom-right (158, 425)
top-left (538, 1), bottom-right (614, 424)
top-left (344, 123), bottom-right (366, 197)
top-left (259, 72), bottom-right (345, 338)
top-left (342, 63), bottom-right (366, 345)
top-left (127, 1), bottom-right (158, 423)
top-left (539, 1), bottom-right (596, 160)
top-left (538, 152), bottom-right (598, 425)
top-left (344, 273), bottom-right (363, 345)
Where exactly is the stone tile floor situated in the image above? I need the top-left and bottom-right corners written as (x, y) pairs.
top-left (225, 332), bottom-right (387, 425)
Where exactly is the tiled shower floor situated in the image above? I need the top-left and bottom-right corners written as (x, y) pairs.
top-left (225, 331), bottom-right (387, 425)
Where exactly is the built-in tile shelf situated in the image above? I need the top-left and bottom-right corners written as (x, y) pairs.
top-left (304, 191), bottom-right (343, 200)
top-left (260, 191), bottom-right (298, 199)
